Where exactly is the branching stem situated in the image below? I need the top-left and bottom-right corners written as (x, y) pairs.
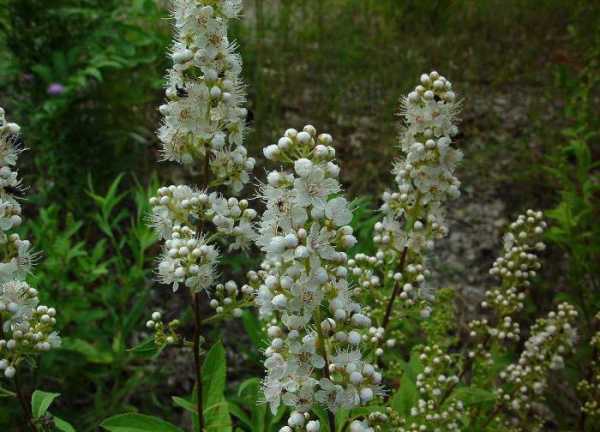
top-left (382, 247), bottom-right (409, 329)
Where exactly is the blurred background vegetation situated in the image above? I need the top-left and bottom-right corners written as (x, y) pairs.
top-left (0, 0), bottom-right (598, 430)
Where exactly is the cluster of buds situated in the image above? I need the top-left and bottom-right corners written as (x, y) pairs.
top-left (278, 412), bottom-right (321, 432)
top-left (347, 72), bottom-right (461, 362)
top-left (150, 184), bottom-right (258, 297)
top-left (379, 70), bottom-right (461, 256)
top-left (348, 253), bottom-right (384, 293)
top-left (469, 211), bottom-right (547, 344)
top-left (0, 107), bottom-right (60, 379)
top-left (208, 279), bottom-right (254, 318)
top-left (158, 0), bottom-right (255, 192)
top-left (577, 317), bottom-right (600, 420)
top-left (251, 125), bottom-right (382, 421)
top-left (150, 186), bottom-right (257, 251)
top-left (399, 345), bottom-right (464, 431)
top-left (495, 303), bottom-right (578, 429)
top-left (156, 225), bottom-right (219, 293)
top-left (145, 311), bottom-right (181, 346)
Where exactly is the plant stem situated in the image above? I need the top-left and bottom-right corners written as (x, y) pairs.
top-left (14, 369), bottom-right (34, 432)
top-left (316, 311), bottom-right (336, 432)
top-left (438, 334), bottom-right (491, 407)
top-left (192, 292), bottom-right (205, 431)
top-left (191, 134), bottom-right (212, 431)
top-left (382, 247), bottom-right (408, 329)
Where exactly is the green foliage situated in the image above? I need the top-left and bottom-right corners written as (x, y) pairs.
top-left (0, 0), bottom-right (170, 210)
top-left (2, 175), bottom-right (160, 431)
top-left (544, 73), bottom-right (600, 323)
top-left (228, 377), bottom-right (287, 432)
top-left (32, 390), bottom-right (61, 419)
top-left (201, 342), bottom-right (232, 432)
top-left (30, 391), bottom-right (76, 432)
top-left (101, 413), bottom-right (184, 432)
top-left (422, 287), bottom-right (458, 349)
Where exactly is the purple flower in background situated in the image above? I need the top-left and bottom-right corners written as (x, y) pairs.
top-left (47, 83), bottom-right (65, 96)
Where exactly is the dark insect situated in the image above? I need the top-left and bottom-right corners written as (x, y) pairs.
top-left (3, 185), bottom-right (23, 197)
top-left (176, 84), bottom-right (188, 98)
top-left (245, 107), bottom-right (254, 127)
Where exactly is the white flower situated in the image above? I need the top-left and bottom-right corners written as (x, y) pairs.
top-left (306, 223), bottom-right (337, 262)
top-left (315, 378), bottom-right (347, 412)
top-left (293, 167), bottom-right (340, 211)
top-left (325, 197), bottom-right (352, 226)
top-left (294, 158), bottom-right (313, 177)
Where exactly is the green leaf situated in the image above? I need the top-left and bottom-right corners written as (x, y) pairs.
top-left (172, 396), bottom-right (196, 414)
top-left (31, 390), bottom-right (60, 418)
top-left (128, 337), bottom-right (163, 358)
top-left (451, 387), bottom-right (496, 407)
top-left (241, 310), bottom-right (267, 350)
top-left (62, 337), bottom-right (114, 364)
top-left (234, 378), bottom-right (267, 431)
top-left (202, 342), bottom-right (232, 432)
top-left (100, 413), bottom-right (184, 432)
top-left (391, 373), bottom-right (417, 416)
top-left (0, 386), bottom-right (16, 398)
top-left (228, 401), bottom-right (252, 429)
top-left (53, 416), bottom-right (77, 432)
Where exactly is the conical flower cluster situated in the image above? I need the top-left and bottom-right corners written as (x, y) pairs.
top-left (249, 125), bottom-right (383, 419)
top-left (348, 71), bottom-right (462, 358)
top-left (381, 70), bottom-right (461, 255)
top-left (158, 0), bottom-right (254, 193)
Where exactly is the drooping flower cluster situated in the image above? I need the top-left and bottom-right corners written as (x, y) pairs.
top-left (469, 210), bottom-right (547, 345)
top-left (495, 302), bottom-right (578, 430)
top-left (0, 107), bottom-right (60, 379)
top-left (250, 125), bottom-right (382, 420)
top-left (348, 71), bottom-right (461, 357)
top-left (158, 0), bottom-right (255, 193)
